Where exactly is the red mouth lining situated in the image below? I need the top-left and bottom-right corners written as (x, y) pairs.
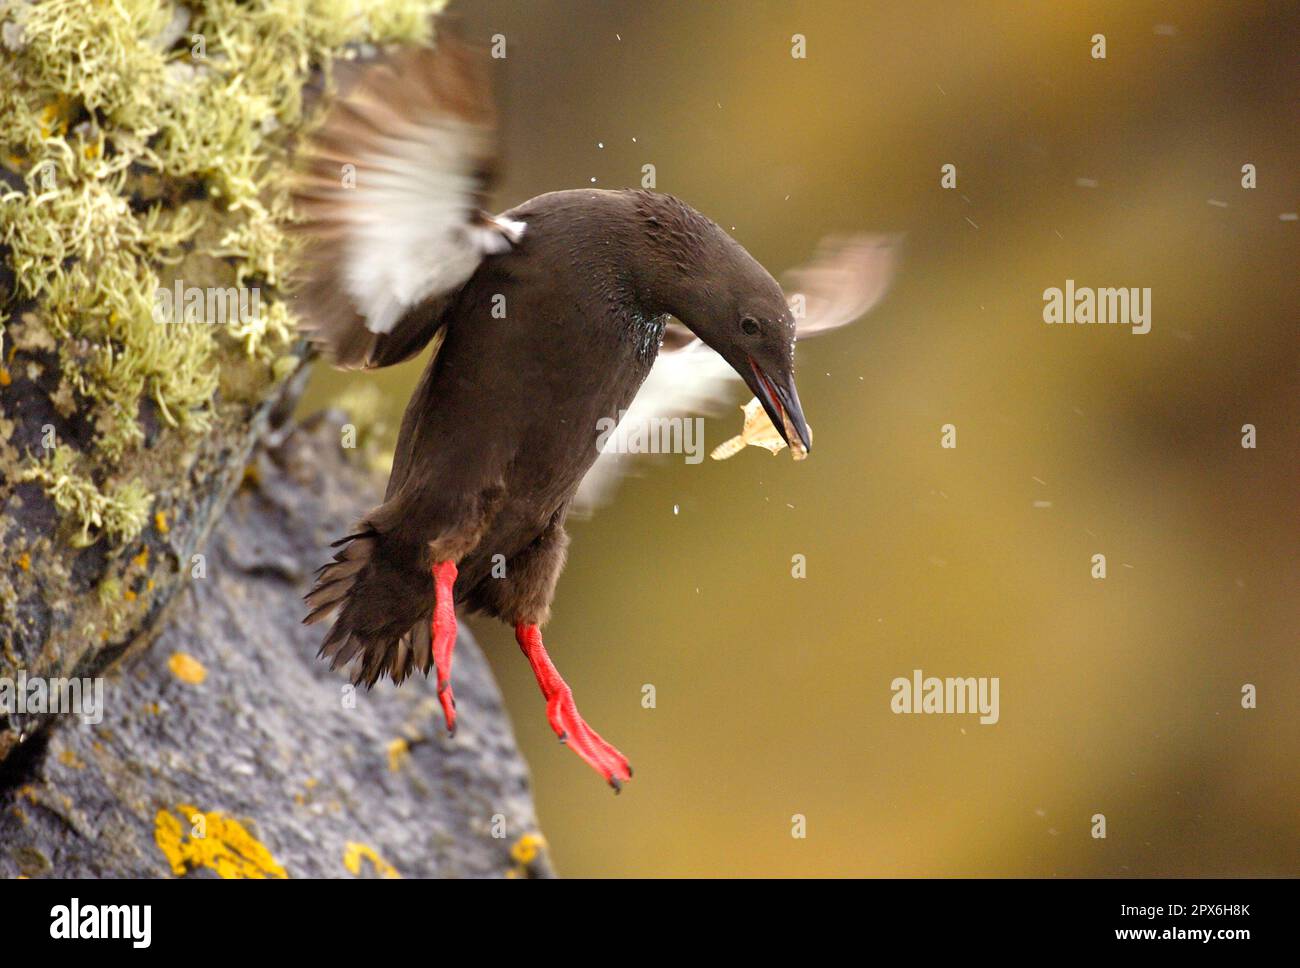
top-left (748, 358), bottom-right (785, 424)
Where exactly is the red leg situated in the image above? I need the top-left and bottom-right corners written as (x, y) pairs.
top-left (515, 622), bottom-right (632, 791)
top-left (431, 560), bottom-right (458, 734)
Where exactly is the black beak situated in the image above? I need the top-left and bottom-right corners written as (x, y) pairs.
top-left (747, 358), bottom-right (812, 455)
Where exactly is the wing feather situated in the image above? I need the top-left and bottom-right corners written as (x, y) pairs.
top-left (290, 40), bottom-right (523, 369)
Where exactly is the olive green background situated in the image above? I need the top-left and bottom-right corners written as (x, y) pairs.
top-left (301, 0), bottom-right (1299, 876)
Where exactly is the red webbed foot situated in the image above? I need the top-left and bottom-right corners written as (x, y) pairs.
top-left (431, 560), bottom-right (458, 734)
top-left (515, 622), bottom-right (632, 791)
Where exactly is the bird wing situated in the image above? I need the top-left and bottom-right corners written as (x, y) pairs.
top-left (573, 339), bottom-right (738, 512)
top-left (290, 41), bottom-right (523, 369)
top-left (572, 234), bottom-right (901, 514)
top-left (783, 233), bottom-right (901, 338)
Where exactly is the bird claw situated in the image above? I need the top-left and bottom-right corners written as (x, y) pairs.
top-left (437, 682), bottom-right (457, 735)
top-left (546, 689), bottom-right (632, 788)
top-left (519, 622), bottom-right (632, 790)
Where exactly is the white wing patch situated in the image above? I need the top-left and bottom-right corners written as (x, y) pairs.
top-left (345, 123), bottom-right (505, 334)
top-left (291, 42), bottom-right (522, 366)
top-left (574, 341), bottom-right (736, 513)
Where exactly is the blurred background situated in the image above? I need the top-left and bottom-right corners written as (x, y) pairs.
top-left (301, 0), bottom-right (1299, 876)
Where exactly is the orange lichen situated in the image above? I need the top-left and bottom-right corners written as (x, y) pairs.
top-left (167, 652), bottom-right (207, 684)
top-left (37, 97), bottom-right (71, 139)
top-left (16, 552), bottom-right (30, 571)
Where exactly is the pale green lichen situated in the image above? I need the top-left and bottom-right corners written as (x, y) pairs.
top-left (96, 575), bottom-right (122, 610)
top-left (19, 447), bottom-right (150, 547)
top-left (0, 0), bottom-right (444, 545)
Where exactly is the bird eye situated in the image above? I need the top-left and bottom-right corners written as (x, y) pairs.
top-left (740, 316), bottom-right (760, 336)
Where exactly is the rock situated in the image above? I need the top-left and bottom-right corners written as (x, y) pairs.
top-left (0, 417), bottom-right (552, 879)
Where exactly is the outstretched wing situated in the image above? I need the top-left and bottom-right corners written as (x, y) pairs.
top-left (290, 40), bottom-right (524, 369)
top-left (572, 234), bottom-right (901, 513)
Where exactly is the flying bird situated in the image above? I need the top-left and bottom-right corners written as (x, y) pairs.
top-left (292, 39), bottom-right (897, 790)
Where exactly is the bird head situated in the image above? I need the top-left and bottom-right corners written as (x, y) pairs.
top-left (637, 194), bottom-right (812, 456)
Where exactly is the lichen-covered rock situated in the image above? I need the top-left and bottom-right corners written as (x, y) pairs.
top-left (0, 0), bottom-right (446, 762)
top-left (0, 418), bottom-right (552, 878)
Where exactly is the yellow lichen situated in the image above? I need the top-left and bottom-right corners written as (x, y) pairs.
top-left (506, 832), bottom-right (548, 877)
top-left (154, 510), bottom-right (169, 533)
top-left (386, 737), bottom-right (410, 773)
top-left (16, 552), bottom-right (30, 571)
top-left (343, 842), bottom-right (400, 879)
top-left (154, 804), bottom-right (287, 879)
top-left (510, 832), bottom-right (547, 866)
top-left (167, 651), bottom-right (207, 684)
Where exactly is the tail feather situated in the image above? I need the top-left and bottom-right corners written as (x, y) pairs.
top-left (303, 534), bottom-right (376, 623)
top-left (305, 526), bottom-right (434, 687)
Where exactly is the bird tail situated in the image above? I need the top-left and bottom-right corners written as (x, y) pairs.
top-left (304, 526), bottom-right (433, 687)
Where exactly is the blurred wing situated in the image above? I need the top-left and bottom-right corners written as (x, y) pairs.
top-left (290, 41), bottom-right (524, 369)
top-left (783, 233), bottom-right (901, 337)
top-left (572, 340), bottom-right (736, 514)
top-left (572, 234), bottom-right (901, 513)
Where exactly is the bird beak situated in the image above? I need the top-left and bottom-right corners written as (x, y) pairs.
top-left (747, 357), bottom-right (812, 457)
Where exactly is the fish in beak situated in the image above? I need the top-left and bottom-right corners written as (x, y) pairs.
top-left (746, 357), bottom-right (812, 459)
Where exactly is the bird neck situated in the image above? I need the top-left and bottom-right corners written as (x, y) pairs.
top-left (620, 191), bottom-right (727, 327)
